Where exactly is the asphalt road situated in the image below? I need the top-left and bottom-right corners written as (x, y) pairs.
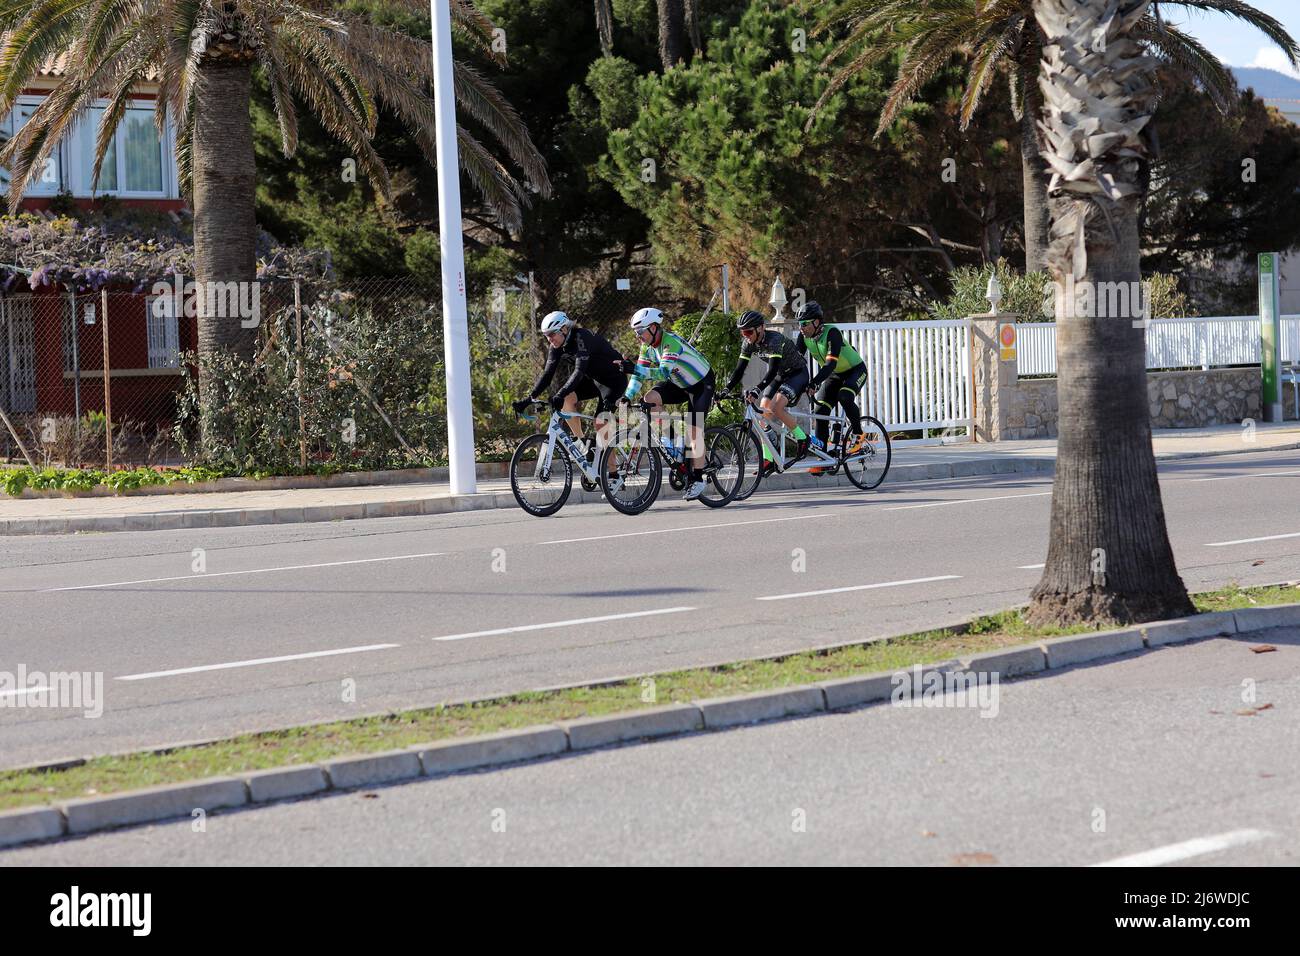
top-left (4, 624), bottom-right (1295, 865)
top-left (2, 447), bottom-right (1300, 770)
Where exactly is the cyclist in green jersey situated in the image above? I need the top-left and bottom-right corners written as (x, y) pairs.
top-left (621, 307), bottom-right (716, 501)
top-left (795, 302), bottom-right (869, 474)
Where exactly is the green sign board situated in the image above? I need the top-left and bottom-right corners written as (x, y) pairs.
top-left (1260, 252), bottom-right (1283, 422)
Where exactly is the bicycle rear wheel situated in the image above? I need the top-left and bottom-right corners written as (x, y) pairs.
top-left (598, 429), bottom-right (662, 516)
top-left (731, 423), bottom-right (765, 502)
top-left (697, 425), bottom-right (743, 508)
top-left (509, 433), bottom-right (572, 517)
top-left (843, 416), bottom-right (891, 490)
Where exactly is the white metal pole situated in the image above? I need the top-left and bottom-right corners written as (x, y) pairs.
top-left (430, 0), bottom-right (477, 494)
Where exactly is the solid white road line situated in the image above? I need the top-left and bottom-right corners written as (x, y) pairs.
top-left (45, 552), bottom-right (448, 592)
top-left (0, 685), bottom-right (50, 700)
top-left (1188, 469), bottom-right (1300, 483)
top-left (1018, 563), bottom-right (1045, 569)
top-left (117, 643), bottom-right (401, 681)
top-left (543, 514), bottom-right (826, 546)
top-left (757, 575), bottom-right (962, 602)
top-left (434, 606), bottom-right (697, 642)
top-left (1204, 531), bottom-right (1300, 547)
top-left (1091, 829), bottom-right (1272, 867)
top-left (883, 491), bottom-right (1051, 511)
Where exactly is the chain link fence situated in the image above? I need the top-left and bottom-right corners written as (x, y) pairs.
top-left (0, 286), bottom-right (189, 469)
top-left (0, 262), bottom-right (710, 474)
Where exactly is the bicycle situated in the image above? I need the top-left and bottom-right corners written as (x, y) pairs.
top-left (722, 394), bottom-right (891, 501)
top-left (508, 400), bottom-right (612, 517)
top-left (597, 402), bottom-right (745, 516)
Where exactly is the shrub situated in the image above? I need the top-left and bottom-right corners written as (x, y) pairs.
top-left (176, 289), bottom-right (447, 473)
top-left (929, 260), bottom-right (1194, 322)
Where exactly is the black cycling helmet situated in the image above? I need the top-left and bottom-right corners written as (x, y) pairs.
top-left (736, 309), bottom-right (765, 331)
top-left (798, 301), bottom-right (824, 324)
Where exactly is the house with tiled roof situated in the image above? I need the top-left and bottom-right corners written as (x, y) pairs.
top-left (2, 50), bottom-right (183, 213)
top-left (0, 51), bottom-right (189, 433)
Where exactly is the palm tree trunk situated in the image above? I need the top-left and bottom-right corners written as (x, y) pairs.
top-left (192, 58), bottom-right (258, 362)
top-left (1020, 106), bottom-right (1050, 274)
top-left (657, 0), bottom-right (688, 70)
top-left (1027, 0), bottom-right (1193, 627)
top-left (1017, 34), bottom-right (1050, 274)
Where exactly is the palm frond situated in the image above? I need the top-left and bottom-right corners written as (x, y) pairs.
top-left (1164, 0), bottom-right (1300, 67)
top-left (1135, 19), bottom-right (1236, 111)
top-left (960, 16), bottom-right (1026, 128)
top-left (456, 122), bottom-right (525, 232)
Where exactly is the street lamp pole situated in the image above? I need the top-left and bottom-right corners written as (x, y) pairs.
top-left (430, 0), bottom-right (477, 494)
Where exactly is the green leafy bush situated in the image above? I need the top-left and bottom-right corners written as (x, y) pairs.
top-left (929, 260), bottom-right (1193, 322)
top-left (176, 289), bottom-right (447, 473)
top-left (0, 466), bottom-right (227, 497)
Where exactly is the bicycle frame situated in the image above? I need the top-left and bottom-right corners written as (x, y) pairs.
top-left (741, 399), bottom-right (873, 475)
top-left (523, 407), bottom-right (602, 483)
top-left (623, 406), bottom-right (699, 466)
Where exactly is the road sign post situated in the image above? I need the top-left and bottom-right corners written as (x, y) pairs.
top-left (1260, 252), bottom-right (1283, 423)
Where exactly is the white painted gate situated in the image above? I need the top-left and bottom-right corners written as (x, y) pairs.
top-left (829, 321), bottom-right (972, 439)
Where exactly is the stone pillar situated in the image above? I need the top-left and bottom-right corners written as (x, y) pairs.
top-left (969, 313), bottom-right (1020, 442)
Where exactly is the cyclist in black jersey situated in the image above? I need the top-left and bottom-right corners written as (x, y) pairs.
top-left (512, 311), bottom-right (627, 444)
top-left (723, 309), bottom-right (812, 469)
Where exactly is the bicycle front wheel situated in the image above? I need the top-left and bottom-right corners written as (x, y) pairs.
top-left (509, 433), bottom-right (572, 517)
top-left (731, 423), bottom-right (765, 502)
top-left (843, 416), bottom-right (891, 490)
top-left (697, 425), bottom-right (743, 508)
top-left (598, 429), bottom-right (662, 516)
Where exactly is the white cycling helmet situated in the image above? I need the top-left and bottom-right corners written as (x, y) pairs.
top-left (630, 307), bottom-right (663, 333)
top-left (539, 310), bottom-right (573, 335)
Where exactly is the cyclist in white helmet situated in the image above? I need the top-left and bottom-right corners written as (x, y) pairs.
top-left (513, 310), bottom-right (627, 444)
top-left (622, 307), bottom-right (716, 501)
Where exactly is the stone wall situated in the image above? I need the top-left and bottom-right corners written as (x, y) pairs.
top-left (1002, 377), bottom-right (1058, 440)
top-left (971, 313), bottom-right (1298, 441)
top-left (1000, 367), bottom-right (1290, 439)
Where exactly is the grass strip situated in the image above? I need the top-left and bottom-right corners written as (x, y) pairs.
top-left (1, 582), bottom-right (1295, 813)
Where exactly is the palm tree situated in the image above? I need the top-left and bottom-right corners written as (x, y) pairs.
top-left (813, 0), bottom-right (1299, 273)
top-left (1026, 0), bottom-right (1194, 626)
top-left (0, 0), bottom-right (550, 364)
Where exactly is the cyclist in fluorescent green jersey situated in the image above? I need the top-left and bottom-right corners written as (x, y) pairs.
top-left (795, 301), bottom-right (869, 474)
top-left (622, 307), bottom-right (716, 501)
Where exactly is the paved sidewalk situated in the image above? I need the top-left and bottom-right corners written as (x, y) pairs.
top-left (2, 421), bottom-right (1297, 535)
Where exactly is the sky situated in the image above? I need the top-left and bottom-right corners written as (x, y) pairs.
top-left (1167, 0), bottom-right (1300, 79)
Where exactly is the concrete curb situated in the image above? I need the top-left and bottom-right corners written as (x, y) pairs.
top-left (0, 456), bottom-right (1055, 535)
top-left (956, 646), bottom-right (1047, 678)
top-left (63, 777), bottom-right (247, 836)
top-left (1038, 629), bottom-right (1146, 668)
top-left (415, 726), bottom-right (568, 775)
top-left (560, 704), bottom-right (702, 750)
top-left (1, 602), bottom-right (1295, 849)
top-left (1233, 605), bottom-right (1300, 632)
top-left (1137, 611), bottom-right (1239, 647)
top-left (325, 750), bottom-right (422, 790)
top-left (697, 686), bottom-right (826, 729)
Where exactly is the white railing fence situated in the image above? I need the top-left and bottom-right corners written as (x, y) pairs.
top-left (829, 321), bottom-right (971, 438)
top-left (1015, 315), bottom-right (1300, 376)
